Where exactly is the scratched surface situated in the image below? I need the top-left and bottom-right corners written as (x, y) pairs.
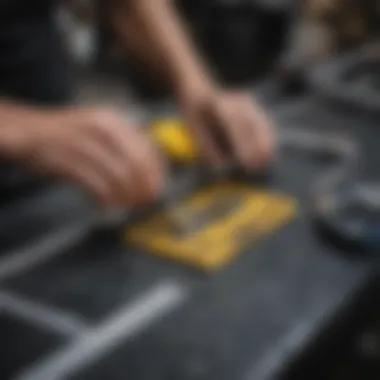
top-left (0, 96), bottom-right (378, 380)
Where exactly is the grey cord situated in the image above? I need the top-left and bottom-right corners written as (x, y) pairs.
top-left (279, 128), bottom-right (359, 199)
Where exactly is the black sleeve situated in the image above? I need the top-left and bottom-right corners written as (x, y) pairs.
top-left (0, 7), bottom-right (73, 106)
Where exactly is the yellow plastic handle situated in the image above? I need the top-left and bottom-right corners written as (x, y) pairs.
top-left (150, 119), bottom-right (200, 164)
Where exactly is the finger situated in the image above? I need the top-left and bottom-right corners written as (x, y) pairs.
top-left (90, 117), bottom-right (165, 204)
top-left (108, 125), bottom-right (166, 204)
top-left (71, 138), bottom-right (135, 206)
top-left (38, 151), bottom-right (115, 208)
top-left (247, 101), bottom-right (277, 166)
top-left (129, 132), bottom-right (167, 204)
top-left (145, 133), bottom-right (169, 197)
top-left (212, 100), bottom-right (252, 168)
top-left (237, 118), bottom-right (262, 170)
top-left (234, 96), bottom-right (276, 170)
top-left (186, 112), bottom-right (226, 168)
top-left (65, 165), bottom-right (113, 208)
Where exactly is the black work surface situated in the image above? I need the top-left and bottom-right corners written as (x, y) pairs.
top-left (0, 311), bottom-right (66, 380)
top-left (1, 97), bottom-right (379, 380)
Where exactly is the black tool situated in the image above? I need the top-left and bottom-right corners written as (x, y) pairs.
top-left (314, 184), bottom-right (380, 254)
top-left (299, 129), bottom-right (380, 255)
top-left (276, 128), bottom-right (380, 255)
top-left (286, 129), bottom-right (380, 255)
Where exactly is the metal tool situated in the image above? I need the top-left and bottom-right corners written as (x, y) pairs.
top-left (158, 164), bottom-right (270, 236)
top-left (101, 127), bottom-right (356, 222)
top-left (104, 122), bottom-right (380, 256)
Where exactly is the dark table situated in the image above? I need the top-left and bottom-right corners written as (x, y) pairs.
top-left (1, 96), bottom-right (379, 380)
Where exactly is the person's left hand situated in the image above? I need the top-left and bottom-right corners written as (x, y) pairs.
top-left (179, 87), bottom-right (276, 171)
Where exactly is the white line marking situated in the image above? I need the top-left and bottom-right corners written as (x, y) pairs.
top-left (16, 280), bottom-right (187, 380)
top-left (0, 223), bottom-right (90, 282)
top-left (0, 292), bottom-right (87, 336)
top-left (245, 320), bottom-right (315, 380)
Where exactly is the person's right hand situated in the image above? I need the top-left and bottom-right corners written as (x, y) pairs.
top-left (1, 107), bottom-right (166, 208)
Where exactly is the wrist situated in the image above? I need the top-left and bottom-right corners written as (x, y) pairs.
top-left (174, 69), bottom-right (218, 103)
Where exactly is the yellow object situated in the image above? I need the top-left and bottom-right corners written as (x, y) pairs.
top-left (150, 119), bottom-right (200, 163)
top-left (125, 183), bottom-right (298, 272)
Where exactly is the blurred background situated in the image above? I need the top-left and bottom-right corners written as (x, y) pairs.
top-left (58, 0), bottom-right (379, 104)
top-left (59, 0), bottom-right (290, 101)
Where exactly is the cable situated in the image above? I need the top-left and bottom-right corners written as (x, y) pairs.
top-left (281, 127), bottom-right (380, 254)
top-left (310, 43), bottom-right (380, 114)
top-left (279, 128), bottom-right (359, 206)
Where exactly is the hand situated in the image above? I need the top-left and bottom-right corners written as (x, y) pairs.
top-left (179, 87), bottom-right (276, 171)
top-left (1, 107), bottom-right (166, 208)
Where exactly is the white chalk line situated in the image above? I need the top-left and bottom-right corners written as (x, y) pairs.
top-left (0, 291), bottom-right (87, 337)
top-left (245, 319), bottom-right (314, 380)
top-left (16, 280), bottom-right (187, 380)
top-left (0, 222), bottom-right (91, 282)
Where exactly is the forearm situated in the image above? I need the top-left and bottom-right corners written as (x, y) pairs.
top-left (111, 0), bottom-right (215, 94)
top-left (0, 101), bottom-right (34, 158)
top-left (0, 100), bottom-right (56, 159)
